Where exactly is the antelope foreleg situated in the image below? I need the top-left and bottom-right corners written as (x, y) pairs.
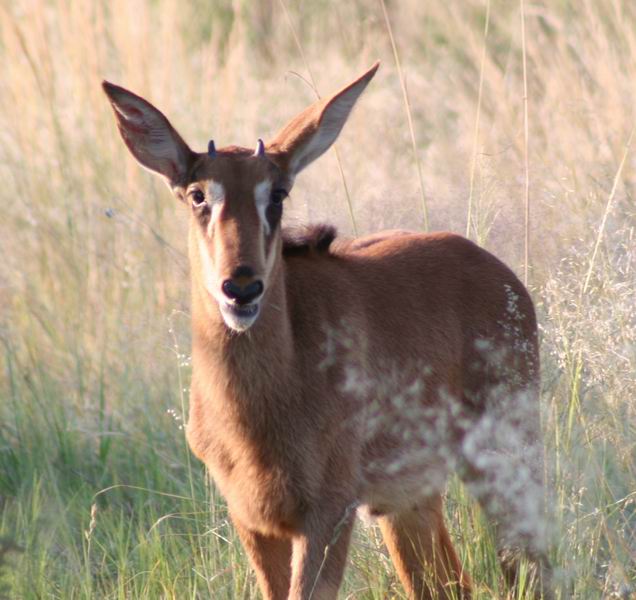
top-left (233, 518), bottom-right (292, 600)
top-left (288, 504), bottom-right (356, 600)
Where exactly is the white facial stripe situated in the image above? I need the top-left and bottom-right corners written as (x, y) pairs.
top-left (206, 181), bottom-right (225, 234)
top-left (209, 181), bottom-right (225, 203)
top-left (254, 180), bottom-right (272, 236)
top-left (265, 225), bottom-right (279, 277)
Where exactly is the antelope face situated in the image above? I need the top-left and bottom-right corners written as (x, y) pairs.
top-left (102, 62), bottom-right (378, 332)
top-left (185, 149), bottom-right (289, 331)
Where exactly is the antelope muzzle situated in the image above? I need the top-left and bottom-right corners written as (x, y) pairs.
top-left (218, 266), bottom-right (264, 331)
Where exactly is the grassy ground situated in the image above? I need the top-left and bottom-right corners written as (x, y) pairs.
top-left (0, 0), bottom-right (635, 597)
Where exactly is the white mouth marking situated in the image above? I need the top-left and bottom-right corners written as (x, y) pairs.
top-left (198, 234), bottom-right (260, 332)
top-left (219, 301), bottom-right (260, 332)
top-left (254, 180), bottom-right (272, 236)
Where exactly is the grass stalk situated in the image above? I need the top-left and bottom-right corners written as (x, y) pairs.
top-left (520, 0), bottom-right (530, 285)
top-left (379, 0), bottom-right (429, 231)
top-left (278, 0), bottom-right (359, 236)
top-left (466, 0), bottom-right (491, 241)
top-left (582, 127), bottom-right (634, 295)
top-left (1, 1), bottom-right (635, 598)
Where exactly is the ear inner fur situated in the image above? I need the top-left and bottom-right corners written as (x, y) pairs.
top-left (102, 80), bottom-right (194, 185)
top-left (266, 62), bottom-right (379, 174)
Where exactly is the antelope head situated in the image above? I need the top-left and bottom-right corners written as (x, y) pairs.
top-left (103, 63), bottom-right (378, 332)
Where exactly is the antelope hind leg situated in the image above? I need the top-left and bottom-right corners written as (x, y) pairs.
top-left (378, 494), bottom-right (471, 600)
top-left (461, 444), bottom-right (553, 599)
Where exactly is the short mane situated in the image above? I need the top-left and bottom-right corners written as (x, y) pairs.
top-left (282, 224), bottom-right (337, 257)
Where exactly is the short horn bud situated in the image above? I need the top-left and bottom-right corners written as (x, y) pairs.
top-left (208, 140), bottom-right (216, 157)
top-left (254, 138), bottom-right (265, 157)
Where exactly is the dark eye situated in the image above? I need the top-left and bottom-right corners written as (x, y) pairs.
top-left (190, 189), bottom-right (206, 208)
top-left (271, 189), bottom-right (288, 206)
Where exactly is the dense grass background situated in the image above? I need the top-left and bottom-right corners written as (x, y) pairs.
top-left (0, 0), bottom-right (635, 597)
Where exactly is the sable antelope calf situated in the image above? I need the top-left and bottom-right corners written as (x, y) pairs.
top-left (103, 63), bottom-right (552, 599)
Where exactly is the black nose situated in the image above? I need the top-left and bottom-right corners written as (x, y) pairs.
top-left (222, 278), bottom-right (264, 305)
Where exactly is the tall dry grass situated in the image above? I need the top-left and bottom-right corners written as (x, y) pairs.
top-left (0, 0), bottom-right (634, 597)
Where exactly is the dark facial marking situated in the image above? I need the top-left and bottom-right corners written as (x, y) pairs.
top-left (266, 201), bottom-right (283, 233)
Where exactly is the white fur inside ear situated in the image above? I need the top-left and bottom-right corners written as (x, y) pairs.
top-left (112, 99), bottom-right (144, 124)
top-left (319, 95), bottom-right (358, 140)
top-left (109, 91), bottom-right (189, 182)
top-left (254, 180), bottom-right (272, 236)
top-left (145, 129), bottom-right (181, 163)
top-left (289, 86), bottom-right (365, 174)
top-left (114, 96), bottom-right (168, 134)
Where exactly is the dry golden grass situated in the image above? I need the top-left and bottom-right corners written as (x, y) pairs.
top-left (0, 1), bottom-right (635, 597)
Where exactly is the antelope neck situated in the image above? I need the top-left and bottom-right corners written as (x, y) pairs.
top-left (191, 262), bottom-right (295, 398)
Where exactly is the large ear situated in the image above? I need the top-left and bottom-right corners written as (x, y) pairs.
top-left (267, 62), bottom-right (379, 176)
top-left (102, 81), bottom-right (194, 186)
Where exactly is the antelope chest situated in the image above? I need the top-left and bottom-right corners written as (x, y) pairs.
top-left (187, 415), bottom-right (311, 536)
top-left (230, 448), bottom-right (316, 536)
top-left (216, 458), bottom-right (308, 536)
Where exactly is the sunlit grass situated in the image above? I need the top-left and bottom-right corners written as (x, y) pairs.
top-left (1, 0), bottom-right (635, 598)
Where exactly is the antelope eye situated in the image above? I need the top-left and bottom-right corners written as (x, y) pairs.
top-left (190, 190), bottom-right (206, 207)
top-left (271, 189), bottom-right (288, 206)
